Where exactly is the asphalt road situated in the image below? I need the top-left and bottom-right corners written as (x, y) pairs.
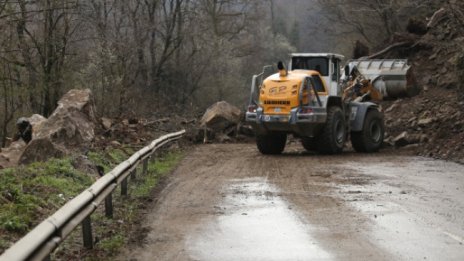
top-left (119, 143), bottom-right (464, 261)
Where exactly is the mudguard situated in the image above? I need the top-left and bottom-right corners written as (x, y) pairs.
top-left (349, 102), bottom-right (381, 132)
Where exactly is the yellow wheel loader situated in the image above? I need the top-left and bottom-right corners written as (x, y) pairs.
top-left (246, 53), bottom-right (417, 155)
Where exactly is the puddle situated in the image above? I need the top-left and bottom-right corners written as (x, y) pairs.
top-left (186, 177), bottom-right (332, 261)
top-left (337, 157), bottom-right (464, 260)
top-left (340, 157), bottom-right (464, 179)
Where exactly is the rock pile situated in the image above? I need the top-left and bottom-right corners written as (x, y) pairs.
top-left (19, 89), bottom-right (97, 164)
top-left (0, 89), bottom-right (97, 168)
top-left (371, 4), bottom-right (464, 163)
top-left (94, 115), bottom-right (197, 148)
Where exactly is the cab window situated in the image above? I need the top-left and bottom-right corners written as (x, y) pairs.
top-left (312, 75), bottom-right (325, 92)
top-left (292, 57), bottom-right (329, 76)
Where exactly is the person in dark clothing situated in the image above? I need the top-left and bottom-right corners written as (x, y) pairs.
top-left (12, 117), bottom-right (32, 144)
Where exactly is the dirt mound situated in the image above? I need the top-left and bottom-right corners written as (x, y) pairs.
top-left (375, 4), bottom-right (464, 163)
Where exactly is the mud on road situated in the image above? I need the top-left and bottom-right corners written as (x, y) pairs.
top-left (119, 143), bottom-right (464, 261)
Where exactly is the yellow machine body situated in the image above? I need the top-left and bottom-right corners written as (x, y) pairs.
top-left (259, 70), bottom-right (327, 115)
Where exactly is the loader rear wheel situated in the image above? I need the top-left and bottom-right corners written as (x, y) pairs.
top-left (351, 109), bottom-right (384, 153)
top-left (256, 132), bottom-right (287, 155)
top-left (317, 106), bottom-right (345, 154)
top-left (301, 137), bottom-right (317, 151)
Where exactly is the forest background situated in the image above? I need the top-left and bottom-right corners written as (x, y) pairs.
top-left (0, 0), bottom-right (447, 146)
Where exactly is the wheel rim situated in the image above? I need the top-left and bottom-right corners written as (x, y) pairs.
top-left (334, 119), bottom-right (344, 145)
top-left (369, 121), bottom-right (382, 143)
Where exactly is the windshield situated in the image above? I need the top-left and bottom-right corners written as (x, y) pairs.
top-left (291, 57), bottom-right (329, 76)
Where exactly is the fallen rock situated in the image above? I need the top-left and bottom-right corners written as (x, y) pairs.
top-left (19, 139), bottom-right (65, 164)
top-left (393, 131), bottom-right (411, 147)
top-left (101, 117), bottom-right (113, 130)
top-left (426, 8), bottom-right (447, 29)
top-left (200, 101), bottom-right (241, 131)
top-left (0, 115), bottom-right (47, 168)
top-left (217, 133), bottom-right (232, 143)
top-left (0, 140), bottom-right (27, 169)
top-left (110, 140), bottom-right (122, 147)
top-left (239, 124), bottom-right (255, 137)
top-left (27, 114), bottom-right (47, 138)
top-left (418, 118), bottom-right (434, 126)
top-left (199, 101), bottom-right (242, 143)
top-left (19, 89), bottom-right (96, 164)
top-left (71, 155), bottom-right (99, 178)
top-left (385, 103), bottom-right (398, 113)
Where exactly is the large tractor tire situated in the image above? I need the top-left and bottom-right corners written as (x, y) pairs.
top-left (256, 132), bottom-right (287, 155)
top-left (301, 137), bottom-right (317, 151)
top-left (351, 109), bottom-right (384, 153)
top-left (317, 107), bottom-right (346, 154)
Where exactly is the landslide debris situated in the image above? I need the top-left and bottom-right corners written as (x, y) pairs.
top-left (19, 89), bottom-right (97, 164)
top-left (0, 89), bottom-right (97, 168)
top-left (376, 3), bottom-right (464, 163)
top-left (0, 89), bottom-right (194, 168)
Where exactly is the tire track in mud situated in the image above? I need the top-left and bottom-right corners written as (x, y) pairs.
top-left (119, 144), bottom-right (464, 261)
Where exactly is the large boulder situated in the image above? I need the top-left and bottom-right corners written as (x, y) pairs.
top-left (19, 89), bottom-right (96, 164)
top-left (28, 114), bottom-right (47, 138)
top-left (0, 140), bottom-right (26, 169)
top-left (0, 114), bottom-right (47, 168)
top-left (200, 101), bottom-right (242, 131)
top-left (198, 101), bottom-right (242, 143)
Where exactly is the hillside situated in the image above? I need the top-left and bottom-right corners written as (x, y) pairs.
top-left (379, 5), bottom-right (464, 163)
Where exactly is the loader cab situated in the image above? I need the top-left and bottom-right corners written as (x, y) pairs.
top-left (289, 53), bottom-right (344, 96)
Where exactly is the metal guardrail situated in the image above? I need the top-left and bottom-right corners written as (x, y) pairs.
top-left (0, 130), bottom-right (185, 261)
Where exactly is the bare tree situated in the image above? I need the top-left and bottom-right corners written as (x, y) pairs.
top-left (316, 0), bottom-right (441, 48)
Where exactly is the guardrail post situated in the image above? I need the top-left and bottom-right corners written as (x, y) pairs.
top-left (131, 168), bottom-right (137, 180)
top-left (121, 177), bottom-right (128, 196)
top-left (105, 193), bottom-right (113, 218)
top-left (142, 158), bottom-right (149, 175)
top-left (82, 216), bottom-right (93, 249)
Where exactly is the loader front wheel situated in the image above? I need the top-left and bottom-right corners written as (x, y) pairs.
top-left (351, 109), bottom-right (384, 153)
top-left (256, 132), bottom-right (287, 155)
top-left (317, 106), bottom-right (345, 154)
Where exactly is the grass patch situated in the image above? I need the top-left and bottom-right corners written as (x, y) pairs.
top-left (90, 150), bottom-right (184, 258)
top-left (53, 148), bottom-right (184, 260)
top-left (76, 150), bottom-right (184, 260)
top-left (134, 152), bottom-right (183, 198)
top-left (87, 147), bottom-right (136, 173)
top-left (0, 158), bottom-right (94, 253)
top-left (0, 146), bottom-right (184, 259)
top-left (98, 233), bottom-right (125, 253)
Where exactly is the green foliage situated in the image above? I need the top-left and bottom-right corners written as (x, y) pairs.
top-left (149, 152), bottom-right (183, 175)
top-left (0, 159), bottom-right (93, 235)
top-left (87, 148), bottom-right (182, 219)
top-left (0, 145), bottom-right (184, 257)
top-left (87, 151), bottom-right (111, 172)
top-left (0, 238), bottom-right (9, 250)
top-left (87, 147), bottom-right (135, 173)
top-left (107, 149), bottom-right (127, 163)
top-left (98, 234), bottom-right (125, 253)
top-left (134, 151), bottom-right (183, 198)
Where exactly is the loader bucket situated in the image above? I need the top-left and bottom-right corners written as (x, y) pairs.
top-left (347, 59), bottom-right (419, 98)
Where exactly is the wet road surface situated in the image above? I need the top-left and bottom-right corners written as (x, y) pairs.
top-left (119, 144), bottom-right (464, 261)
